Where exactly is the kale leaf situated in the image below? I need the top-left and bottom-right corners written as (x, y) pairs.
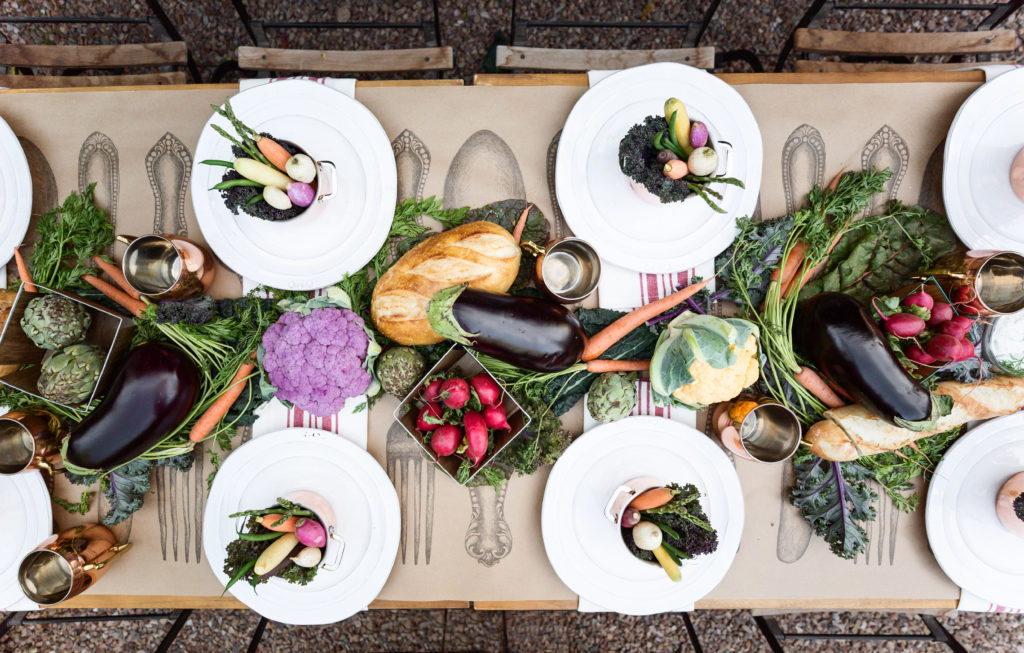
top-left (791, 452), bottom-right (876, 559)
top-left (100, 459), bottom-right (153, 526)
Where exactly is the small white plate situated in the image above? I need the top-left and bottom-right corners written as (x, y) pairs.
top-left (541, 416), bottom-right (744, 615)
top-left (203, 428), bottom-right (400, 625)
top-left (926, 412), bottom-right (1024, 607)
top-left (0, 471), bottom-right (51, 609)
top-left (943, 68), bottom-right (1024, 252)
top-left (0, 115), bottom-right (32, 268)
top-left (555, 63), bottom-right (763, 273)
top-left (191, 80), bottom-right (396, 290)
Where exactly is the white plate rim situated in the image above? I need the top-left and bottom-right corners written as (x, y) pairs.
top-left (0, 471), bottom-right (51, 609)
top-left (0, 115), bottom-right (32, 268)
top-left (554, 62), bottom-right (763, 273)
top-left (541, 415), bottom-right (744, 615)
top-left (925, 411), bottom-right (1024, 607)
top-left (190, 80), bottom-right (397, 290)
top-left (202, 427), bottom-right (400, 624)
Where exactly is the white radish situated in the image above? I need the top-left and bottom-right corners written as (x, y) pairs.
top-left (290, 546), bottom-right (323, 568)
top-left (235, 158), bottom-right (292, 189)
top-left (286, 154), bottom-right (317, 183)
top-left (687, 147), bottom-right (718, 176)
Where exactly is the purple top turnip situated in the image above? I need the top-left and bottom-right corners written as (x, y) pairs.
top-left (294, 517), bottom-right (327, 548)
top-left (689, 121), bottom-right (709, 149)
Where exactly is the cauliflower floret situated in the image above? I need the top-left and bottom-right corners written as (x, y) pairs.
top-left (671, 333), bottom-right (759, 406)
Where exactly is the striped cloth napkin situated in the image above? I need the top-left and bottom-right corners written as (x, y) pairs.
top-left (239, 75), bottom-right (356, 97)
top-left (957, 590), bottom-right (1024, 613)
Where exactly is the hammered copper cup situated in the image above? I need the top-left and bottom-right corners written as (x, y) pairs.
top-left (18, 524), bottom-right (131, 606)
top-left (521, 237), bottom-right (601, 303)
top-left (119, 233), bottom-right (216, 301)
top-left (0, 411), bottom-right (59, 476)
top-left (712, 397), bottom-right (802, 464)
top-left (921, 250), bottom-right (1024, 316)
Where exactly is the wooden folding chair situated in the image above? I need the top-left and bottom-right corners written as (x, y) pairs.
top-left (0, 0), bottom-right (198, 88)
top-left (219, 0), bottom-right (453, 80)
top-left (775, 0), bottom-right (1023, 72)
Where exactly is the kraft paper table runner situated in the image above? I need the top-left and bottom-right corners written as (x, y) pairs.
top-left (0, 77), bottom-right (976, 607)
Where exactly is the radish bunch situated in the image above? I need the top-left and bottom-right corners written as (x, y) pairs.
top-left (872, 288), bottom-right (978, 368)
top-left (414, 371), bottom-right (512, 476)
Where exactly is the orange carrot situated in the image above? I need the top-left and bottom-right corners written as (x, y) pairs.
top-left (512, 203), bottom-right (534, 244)
top-left (256, 136), bottom-right (292, 172)
top-left (770, 241), bottom-right (807, 286)
top-left (586, 359), bottom-right (650, 373)
top-left (188, 356), bottom-right (257, 442)
top-left (793, 366), bottom-right (845, 408)
top-left (260, 514), bottom-right (299, 532)
top-left (785, 230), bottom-right (848, 299)
top-left (582, 277), bottom-right (713, 361)
top-left (628, 487), bottom-right (675, 511)
top-left (92, 255), bottom-right (141, 300)
top-left (80, 274), bottom-right (146, 317)
top-left (13, 246), bottom-right (35, 292)
top-left (827, 167), bottom-right (845, 192)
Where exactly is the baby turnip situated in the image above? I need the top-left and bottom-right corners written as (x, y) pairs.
top-left (926, 333), bottom-right (963, 362)
top-left (687, 147), bottom-right (718, 176)
top-left (939, 315), bottom-right (973, 340)
top-left (294, 517), bottom-right (327, 548)
top-left (632, 521), bottom-right (662, 550)
top-left (422, 378), bottom-right (444, 404)
top-left (926, 302), bottom-right (953, 326)
top-left (463, 410), bottom-right (489, 466)
top-left (262, 185), bottom-right (292, 210)
top-left (469, 373), bottom-right (502, 407)
top-left (482, 404), bottom-right (511, 430)
top-left (440, 377), bottom-right (471, 409)
top-left (285, 153), bottom-right (316, 183)
top-left (431, 424), bottom-right (461, 457)
top-left (290, 546), bottom-right (322, 568)
top-left (286, 181), bottom-right (315, 207)
top-left (621, 507), bottom-right (641, 528)
top-left (689, 121), bottom-right (709, 149)
top-left (416, 403), bottom-right (443, 431)
top-left (905, 343), bottom-right (937, 366)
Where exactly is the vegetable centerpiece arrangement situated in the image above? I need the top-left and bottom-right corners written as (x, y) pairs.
top-left (202, 99), bottom-right (319, 221)
top-left (618, 97), bottom-right (744, 212)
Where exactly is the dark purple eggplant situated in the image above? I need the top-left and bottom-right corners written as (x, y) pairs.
top-left (794, 292), bottom-right (936, 429)
top-left (427, 284), bottom-right (585, 372)
top-left (65, 342), bottom-right (198, 470)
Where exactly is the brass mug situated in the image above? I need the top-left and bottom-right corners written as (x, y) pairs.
top-left (521, 237), bottom-right (601, 303)
top-left (118, 233), bottom-right (216, 300)
top-left (712, 396), bottom-right (802, 464)
top-left (920, 250), bottom-right (1024, 316)
top-left (18, 524), bottom-right (131, 606)
top-left (0, 411), bottom-right (60, 476)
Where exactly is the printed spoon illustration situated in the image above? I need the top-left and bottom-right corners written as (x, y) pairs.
top-left (545, 130), bottom-right (570, 240)
top-left (861, 124), bottom-right (909, 216)
top-left (78, 131), bottom-right (119, 251)
top-left (147, 132), bottom-right (192, 236)
top-left (19, 137), bottom-right (57, 246)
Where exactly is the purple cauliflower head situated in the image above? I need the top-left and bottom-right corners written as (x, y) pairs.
top-left (261, 307), bottom-right (372, 416)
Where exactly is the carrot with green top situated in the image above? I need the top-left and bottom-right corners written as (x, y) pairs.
top-left (586, 359), bottom-right (650, 373)
top-left (255, 136), bottom-right (292, 173)
top-left (189, 354), bottom-right (257, 442)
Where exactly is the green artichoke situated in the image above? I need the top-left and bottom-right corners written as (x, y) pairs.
top-left (20, 294), bottom-right (92, 350)
top-left (37, 344), bottom-right (104, 404)
top-left (376, 347), bottom-right (427, 398)
top-left (587, 372), bottom-right (638, 423)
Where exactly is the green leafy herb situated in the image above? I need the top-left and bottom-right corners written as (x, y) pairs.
top-left (28, 184), bottom-right (114, 290)
top-left (54, 490), bottom-right (94, 515)
top-left (856, 427), bottom-right (963, 511)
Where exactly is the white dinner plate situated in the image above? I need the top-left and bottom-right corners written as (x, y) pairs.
top-left (203, 428), bottom-right (400, 624)
top-left (926, 412), bottom-right (1024, 607)
top-left (0, 115), bottom-right (32, 268)
top-left (0, 471), bottom-right (51, 609)
top-left (191, 80), bottom-right (396, 290)
top-left (541, 416), bottom-right (744, 615)
top-left (555, 62), bottom-right (762, 273)
top-left (943, 67), bottom-right (1024, 252)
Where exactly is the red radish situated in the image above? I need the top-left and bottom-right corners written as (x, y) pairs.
top-left (939, 316), bottom-right (973, 340)
top-left (926, 334), bottom-right (963, 362)
top-left (905, 343), bottom-right (937, 365)
top-left (955, 338), bottom-right (976, 362)
top-left (463, 411), bottom-right (489, 466)
top-left (469, 373), bottom-right (502, 407)
top-left (621, 508), bottom-right (641, 528)
top-left (440, 377), bottom-right (471, 409)
top-left (872, 299), bottom-right (926, 338)
top-left (902, 290), bottom-right (934, 312)
top-left (416, 403), bottom-right (444, 431)
top-left (430, 424), bottom-right (461, 457)
top-left (422, 378), bottom-right (444, 404)
top-left (926, 302), bottom-right (953, 326)
top-left (482, 404), bottom-right (511, 430)
top-left (951, 285), bottom-right (973, 303)
top-left (294, 518), bottom-right (327, 548)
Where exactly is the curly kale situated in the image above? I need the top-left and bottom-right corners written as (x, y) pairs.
top-left (1015, 494), bottom-right (1024, 522)
top-left (623, 484), bottom-right (719, 562)
top-left (619, 116), bottom-right (694, 203)
top-left (791, 452), bottom-right (876, 559)
top-left (156, 296), bottom-right (216, 325)
top-left (154, 451), bottom-right (196, 473)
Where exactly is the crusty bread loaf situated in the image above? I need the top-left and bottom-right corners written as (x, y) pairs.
top-left (371, 221), bottom-right (521, 345)
top-left (805, 375), bottom-right (1024, 461)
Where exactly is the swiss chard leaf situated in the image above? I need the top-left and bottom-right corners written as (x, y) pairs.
top-left (791, 453), bottom-right (876, 559)
top-left (101, 459), bottom-right (153, 526)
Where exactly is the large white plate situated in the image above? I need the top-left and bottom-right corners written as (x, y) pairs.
top-left (541, 416), bottom-right (744, 615)
top-left (555, 63), bottom-right (763, 273)
top-left (943, 68), bottom-right (1024, 252)
top-left (203, 428), bottom-right (400, 624)
top-left (0, 471), bottom-right (51, 609)
top-left (0, 115), bottom-right (32, 268)
top-left (191, 80), bottom-right (396, 290)
top-left (926, 412), bottom-right (1024, 607)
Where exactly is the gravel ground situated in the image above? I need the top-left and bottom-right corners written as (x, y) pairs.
top-left (2, 1), bottom-right (1024, 651)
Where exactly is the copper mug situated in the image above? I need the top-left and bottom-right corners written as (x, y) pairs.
top-left (118, 233), bottom-right (216, 300)
top-left (18, 524), bottom-right (131, 605)
top-left (712, 396), bottom-right (802, 464)
top-left (920, 250), bottom-right (1024, 316)
top-left (521, 237), bottom-right (601, 303)
top-left (0, 411), bottom-right (60, 476)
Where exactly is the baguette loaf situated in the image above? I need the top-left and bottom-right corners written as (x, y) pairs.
top-left (805, 375), bottom-right (1024, 461)
top-left (371, 221), bottom-right (521, 345)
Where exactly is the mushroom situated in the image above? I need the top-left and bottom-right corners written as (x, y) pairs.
top-left (632, 521), bottom-right (681, 582)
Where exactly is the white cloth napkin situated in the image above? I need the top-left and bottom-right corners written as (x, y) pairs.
top-left (578, 379), bottom-right (697, 613)
top-left (957, 590), bottom-right (1024, 613)
top-left (239, 75), bottom-right (356, 97)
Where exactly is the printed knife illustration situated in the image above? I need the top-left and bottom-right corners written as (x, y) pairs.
top-left (545, 130), bottom-right (570, 240)
top-left (20, 137), bottom-right (57, 247)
